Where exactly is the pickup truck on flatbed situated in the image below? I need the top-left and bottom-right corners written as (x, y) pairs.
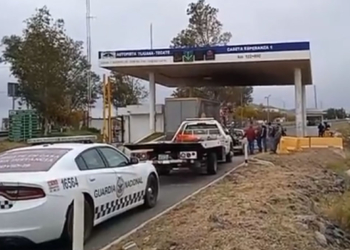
top-left (124, 118), bottom-right (234, 175)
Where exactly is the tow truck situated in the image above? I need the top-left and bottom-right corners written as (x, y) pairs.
top-left (124, 118), bottom-right (234, 175)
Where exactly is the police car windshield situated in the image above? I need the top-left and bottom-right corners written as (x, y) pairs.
top-left (0, 148), bottom-right (72, 173)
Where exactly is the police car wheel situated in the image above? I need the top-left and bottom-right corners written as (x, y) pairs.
top-left (144, 174), bottom-right (158, 208)
top-left (63, 199), bottom-right (94, 243)
top-left (207, 152), bottom-right (218, 175)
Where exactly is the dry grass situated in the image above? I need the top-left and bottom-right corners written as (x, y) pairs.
top-left (322, 151), bottom-right (350, 233)
top-left (109, 149), bottom-right (350, 250)
top-left (0, 141), bottom-right (26, 152)
top-left (324, 191), bottom-right (350, 231)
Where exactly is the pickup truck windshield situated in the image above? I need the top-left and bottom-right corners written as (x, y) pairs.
top-left (183, 123), bottom-right (220, 135)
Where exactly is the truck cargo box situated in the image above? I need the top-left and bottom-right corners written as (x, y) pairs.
top-left (164, 98), bottom-right (220, 140)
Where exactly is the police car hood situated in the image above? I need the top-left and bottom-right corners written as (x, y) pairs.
top-left (0, 172), bottom-right (50, 185)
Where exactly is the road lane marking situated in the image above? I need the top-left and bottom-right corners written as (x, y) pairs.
top-left (100, 161), bottom-right (245, 250)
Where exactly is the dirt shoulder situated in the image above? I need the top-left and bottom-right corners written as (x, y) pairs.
top-left (109, 149), bottom-right (350, 250)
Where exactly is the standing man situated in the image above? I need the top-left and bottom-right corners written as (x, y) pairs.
top-left (271, 123), bottom-right (283, 154)
top-left (267, 122), bottom-right (275, 152)
top-left (260, 122), bottom-right (268, 152)
top-left (244, 123), bottom-right (256, 155)
top-left (256, 124), bottom-right (263, 153)
top-left (318, 122), bottom-right (325, 137)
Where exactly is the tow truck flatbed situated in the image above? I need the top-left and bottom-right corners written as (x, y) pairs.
top-left (124, 140), bottom-right (222, 152)
top-left (126, 118), bottom-right (234, 176)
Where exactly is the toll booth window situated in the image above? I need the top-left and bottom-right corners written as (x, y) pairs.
top-left (205, 50), bottom-right (215, 60)
top-left (194, 51), bottom-right (205, 61)
top-left (173, 51), bottom-right (183, 62)
top-left (307, 116), bottom-right (323, 126)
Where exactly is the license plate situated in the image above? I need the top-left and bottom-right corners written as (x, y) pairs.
top-left (158, 154), bottom-right (169, 160)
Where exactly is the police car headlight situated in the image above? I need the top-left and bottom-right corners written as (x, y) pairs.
top-left (179, 151), bottom-right (197, 159)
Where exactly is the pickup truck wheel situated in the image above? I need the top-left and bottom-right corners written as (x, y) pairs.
top-left (226, 144), bottom-right (233, 162)
top-left (207, 152), bottom-right (218, 175)
top-left (226, 152), bottom-right (232, 162)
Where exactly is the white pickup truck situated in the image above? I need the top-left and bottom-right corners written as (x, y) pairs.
top-left (124, 118), bottom-right (234, 176)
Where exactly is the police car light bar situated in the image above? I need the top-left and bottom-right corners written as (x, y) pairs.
top-left (27, 135), bottom-right (98, 145)
top-left (185, 117), bottom-right (214, 121)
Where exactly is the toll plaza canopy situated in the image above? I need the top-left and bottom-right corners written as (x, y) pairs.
top-left (98, 41), bottom-right (313, 137)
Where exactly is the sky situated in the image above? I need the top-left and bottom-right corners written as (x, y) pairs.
top-left (0, 0), bottom-right (349, 119)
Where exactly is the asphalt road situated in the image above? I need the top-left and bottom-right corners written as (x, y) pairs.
top-left (22, 156), bottom-right (243, 250)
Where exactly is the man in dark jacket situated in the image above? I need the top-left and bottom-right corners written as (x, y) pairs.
top-left (318, 122), bottom-right (325, 137)
top-left (271, 123), bottom-right (283, 154)
top-left (260, 123), bottom-right (268, 152)
top-left (256, 124), bottom-right (262, 153)
top-left (267, 122), bottom-right (275, 152)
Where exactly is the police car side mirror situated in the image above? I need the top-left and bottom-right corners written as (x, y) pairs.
top-left (129, 156), bottom-right (139, 165)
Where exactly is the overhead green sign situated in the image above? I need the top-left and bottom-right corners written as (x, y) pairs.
top-left (183, 51), bottom-right (194, 62)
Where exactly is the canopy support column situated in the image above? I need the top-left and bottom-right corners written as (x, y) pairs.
top-left (149, 72), bottom-right (156, 132)
top-left (294, 68), bottom-right (304, 137)
top-left (302, 84), bottom-right (307, 136)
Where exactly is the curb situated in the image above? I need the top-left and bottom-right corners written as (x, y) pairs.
top-left (100, 161), bottom-right (246, 250)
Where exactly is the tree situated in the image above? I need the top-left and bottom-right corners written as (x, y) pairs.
top-left (107, 72), bottom-right (148, 109)
top-left (234, 106), bottom-right (258, 119)
top-left (172, 86), bottom-right (253, 105)
top-left (170, 0), bottom-right (253, 105)
top-left (1, 7), bottom-right (99, 132)
top-left (324, 108), bottom-right (347, 120)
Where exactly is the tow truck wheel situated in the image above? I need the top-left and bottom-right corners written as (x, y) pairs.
top-left (207, 152), bottom-right (218, 175)
top-left (144, 174), bottom-right (159, 208)
top-left (157, 168), bottom-right (171, 176)
top-left (226, 153), bottom-right (232, 162)
top-left (63, 198), bottom-right (94, 244)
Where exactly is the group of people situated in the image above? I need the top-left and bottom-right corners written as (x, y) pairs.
top-left (243, 122), bottom-right (286, 155)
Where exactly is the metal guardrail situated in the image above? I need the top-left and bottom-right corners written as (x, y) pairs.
top-left (282, 119), bottom-right (349, 127)
top-left (0, 131), bottom-right (8, 137)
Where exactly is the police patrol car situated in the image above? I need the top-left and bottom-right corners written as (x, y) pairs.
top-left (0, 136), bottom-right (159, 246)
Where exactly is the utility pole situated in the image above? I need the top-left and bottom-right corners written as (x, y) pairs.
top-left (313, 85), bottom-right (318, 109)
top-left (149, 23), bottom-right (157, 130)
top-left (86, 0), bottom-right (92, 127)
top-left (265, 94), bottom-right (271, 122)
top-left (150, 23), bottom-right (153, 49)
top-left (240, 89), bottom-right (244, 127)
